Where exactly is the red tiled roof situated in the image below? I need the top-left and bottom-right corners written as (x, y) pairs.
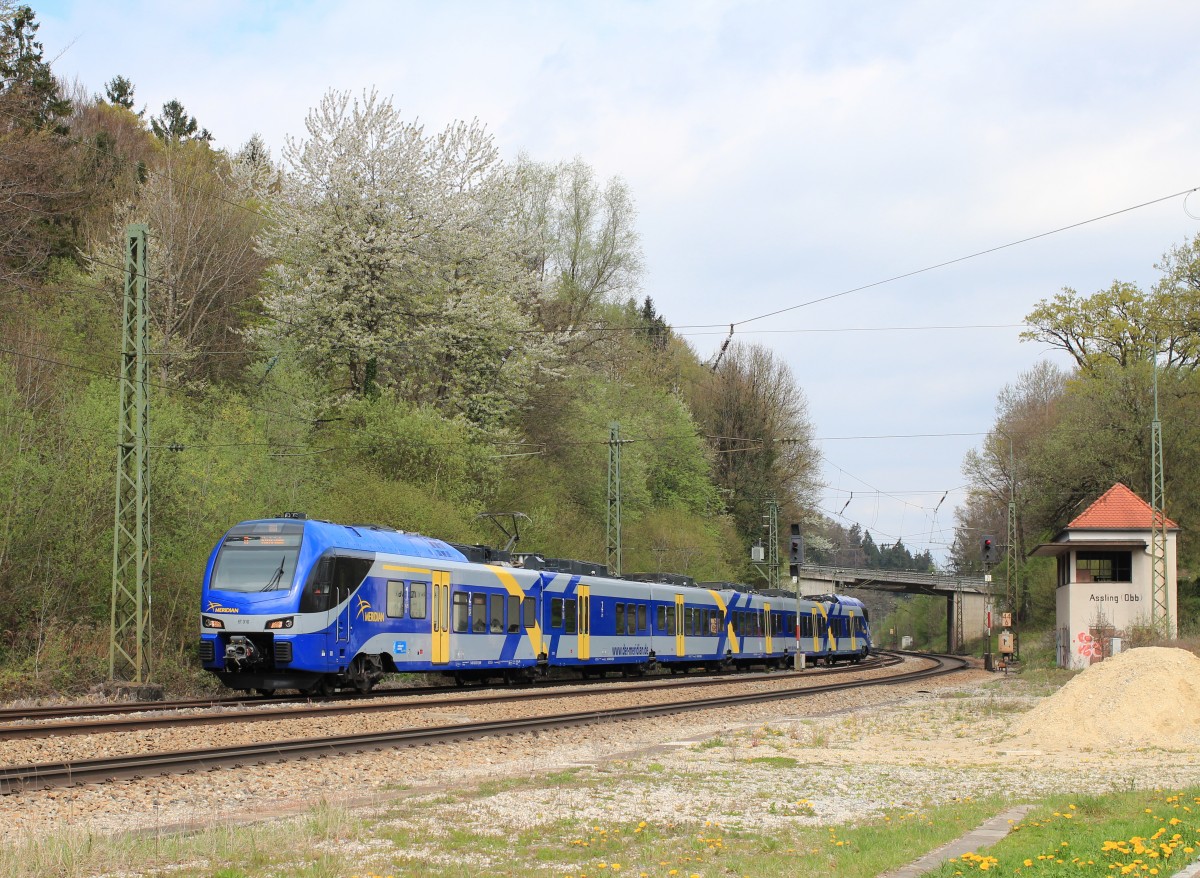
top-left (1068, 483), bottom-right (1178, 530)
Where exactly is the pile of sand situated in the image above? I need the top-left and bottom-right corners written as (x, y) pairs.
top-left (1008, 646), bottom-right (1200, 751)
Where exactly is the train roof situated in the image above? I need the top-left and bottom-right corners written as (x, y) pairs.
top-left (231, 518), bottom-right (467, 563)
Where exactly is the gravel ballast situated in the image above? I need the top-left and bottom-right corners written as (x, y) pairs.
top-left (1, 655), bottom-right (1197, 849)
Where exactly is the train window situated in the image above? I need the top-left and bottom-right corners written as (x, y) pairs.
top-left (683, 607), bottom-right (693, 635)
top-left (665, 605), bottom-right (675, 635)
top-left (522, 596), bottom-right (536, 628)
top-left (800, 614), bottom-right (813, 638)
top-left (615, 603), bottom-right (625, 635)
top-left (507, 595), bottom-right (520, 633)
top-left (489, 594), bottom-right (504, 633)
top-left (637, 604), bottom-right (647, 632)
top-left (656, 605), bottom-right (666, 631)
top-left (551, 597), bottom-right (563, 629)
top-left (386, 580), bottom-right (405, 618)
top-left (565, 598), bottom-right (577, 634)
top-left (817, 616), bottom-right (828, 636)
top-left (452, 591), bottom-right (469, 633)
top-left (693, 609), bottom-right (702, 636)
top-left (708, 610), bottom-right (718, 635)
top-left (627, 604), bottom-right (636, 635)
top-left (333, 556), bottom-right (372, 597)
top-left (856, 616), bottom-right (868, 636)
top-left (410, 582), bottom-right (427, 619)
top-left (472, 592), bottom-right (487, 632)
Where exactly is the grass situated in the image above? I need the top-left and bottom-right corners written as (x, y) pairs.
top-left (8, 768), bottom-right (1172, 878)
top-left (2, 773), bottom-right (1194, 878)
top-left (923, 788), bottom-right (1200, 876)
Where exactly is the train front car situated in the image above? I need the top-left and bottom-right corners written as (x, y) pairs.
top-left (826, 594), bottom-right (872, 663)
top-left (198, 517), bottom-right (468, 694)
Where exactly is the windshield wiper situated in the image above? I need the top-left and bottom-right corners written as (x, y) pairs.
top-left (260, 556), bottom-right (287, 591)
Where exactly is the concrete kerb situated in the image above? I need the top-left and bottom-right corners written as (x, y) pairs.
top-left (875, 804), bottom-right (1036, 878)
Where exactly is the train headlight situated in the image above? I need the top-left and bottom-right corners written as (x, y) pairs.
top-left (203, 616), bottom-right (224, 629)
top-left (265, 616), bottom-right (294, 630)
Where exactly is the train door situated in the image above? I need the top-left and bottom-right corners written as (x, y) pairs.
top-left (763, 602), bottom-right (773, 654)
top-left (431, 571), bottom-right (450, 664)
top-left (810, 607), bottom-right (821, 653)
top-left (674, 593), bottom-right (685, 657)
top-left (324, 555), bottom-right (369, 666)
top-left (848, 609), bottom-right (857, 652)
top-left (577, 584), bottom-right (591, 661)
top-left (333, 581), bottom-right (351, 647)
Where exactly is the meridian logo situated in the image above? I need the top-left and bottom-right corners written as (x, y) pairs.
top-left (205, 601), bottom-right (239, 613)
top-left (356, 596), bottom-right (384, 623)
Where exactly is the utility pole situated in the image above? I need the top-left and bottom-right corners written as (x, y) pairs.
top-left (1006, 437), bottom-right (1019, 659)
top-left (110, 224), bottom-right (151, 683)
top-left (750, 498), bottom-right (779, 589)
top-left (765, 498), bottom-right (779, 590)
top-left (1150, 351), bottom-right (1170, 634)
top-left (606, 422), bottom-right (622, 576)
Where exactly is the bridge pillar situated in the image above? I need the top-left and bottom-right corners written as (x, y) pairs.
top-left (946, 593), bottom-right (957, 653)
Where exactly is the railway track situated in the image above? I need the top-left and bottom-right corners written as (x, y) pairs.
top-left (0, 654), bottom-right (894, 737)
top-left (0, 652), bottom-right (965, 794)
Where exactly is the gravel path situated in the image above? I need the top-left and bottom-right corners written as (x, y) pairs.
top-left (1, 657), bottom-right (1196, 848)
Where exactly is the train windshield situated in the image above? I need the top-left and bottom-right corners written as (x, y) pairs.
top-left (210, 522), bottom-right (304, 594)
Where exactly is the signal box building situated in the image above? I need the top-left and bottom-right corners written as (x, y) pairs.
top-left (1031, 483), bottom-right (1178, 669)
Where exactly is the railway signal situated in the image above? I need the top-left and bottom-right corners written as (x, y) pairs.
top-left (789, 523), bottom-right (804, 577)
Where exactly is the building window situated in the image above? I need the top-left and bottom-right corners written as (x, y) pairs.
top-left (1076, 551), bottom-right (1132, 583)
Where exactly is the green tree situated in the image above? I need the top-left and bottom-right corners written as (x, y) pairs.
top-left (0, 4), bottom-right (70, 127)
top-left (96, 141), bottom-right (266, 385)
top-left (150, 98), bottom-right (211, 143)
top-left (1022, 233), bottom-right (1200, 373)
top-left (102, 74), bottom-right (136, 111)
top-left (512, 155), bottom-right (644, 347)
top-left (690, 341), bottom-right (819, 541)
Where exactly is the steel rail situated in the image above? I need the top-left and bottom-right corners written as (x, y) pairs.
top-left (0, 653), bottom-right (965, 795)
top-left (0, 656), bottom-right (895, 737)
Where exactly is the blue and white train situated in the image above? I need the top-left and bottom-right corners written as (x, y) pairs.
top-left (198, 517), bottom-right (872, 694)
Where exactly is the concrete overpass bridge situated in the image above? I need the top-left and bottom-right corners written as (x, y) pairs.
top-left (794, 565), bottom-right (994, 653)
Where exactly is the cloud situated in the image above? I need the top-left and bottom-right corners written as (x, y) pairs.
top-left (35, 0), bottom-right (1200, 560)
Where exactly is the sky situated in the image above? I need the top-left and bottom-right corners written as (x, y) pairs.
top-left (31, 0), bottom-right (1200, 564)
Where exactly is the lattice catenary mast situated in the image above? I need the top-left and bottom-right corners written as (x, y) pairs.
top-left (110, 224), bottom-right (151, 683)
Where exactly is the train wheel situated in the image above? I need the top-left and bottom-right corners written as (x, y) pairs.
top-left (348, 656), bottom-right (375, 694)
top-left (254, 688), bottom-right (276, 697)
top-left (303, 678), bottom-right (329, 697)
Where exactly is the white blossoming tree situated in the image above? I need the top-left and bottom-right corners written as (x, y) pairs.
top-left (256, 89), bottom-right (562, 433)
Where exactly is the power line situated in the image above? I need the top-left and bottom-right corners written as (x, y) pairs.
top-left (716, 185), bottom-right (1200, 330)
top-left (678, 323), bottom-right (1025, 337)
top-left (0, 343), bottom-right (324, 426)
